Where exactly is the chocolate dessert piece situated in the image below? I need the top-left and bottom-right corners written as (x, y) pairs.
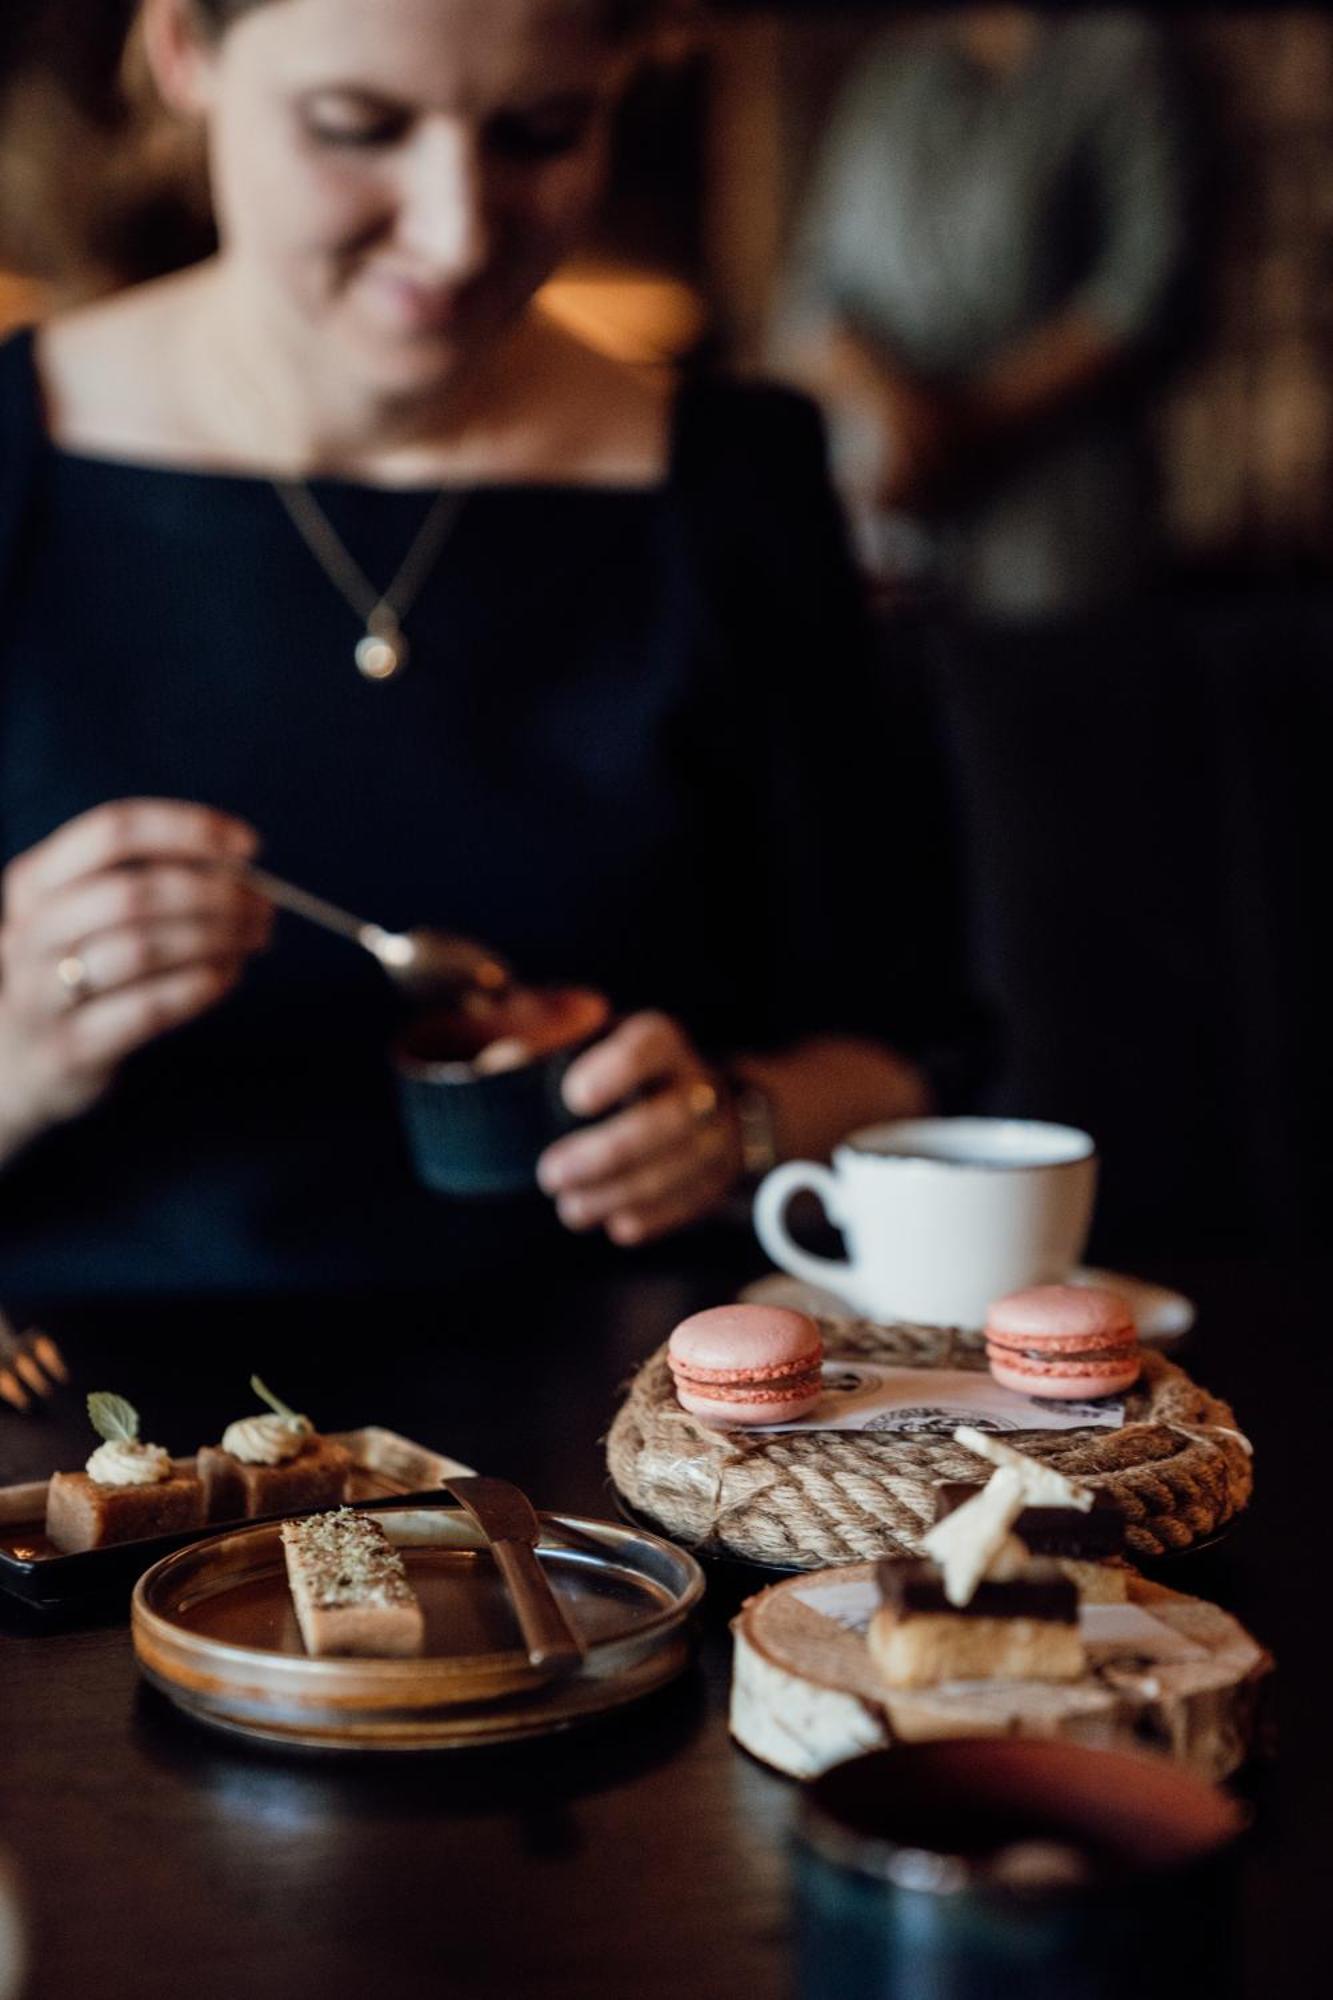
top-left (198, 1436), bottom-right (353, 1524)
top-left (931, 1479), bottom-right (1130, 1601)
top-left (933, 1482), bottom-right (1127, 1558)
top-left (878, 1558), bottom-right (1078, 1623)
top-left (281, 1508), bottom-right (425, 1657)
top-left (46, 1467), bottom-right (205, 1554)
top-left (869, 1557), bottom-right (1085, 1689)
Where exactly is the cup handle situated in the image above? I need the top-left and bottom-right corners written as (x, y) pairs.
top-left (753, 1160), bottom-right (860, 1307)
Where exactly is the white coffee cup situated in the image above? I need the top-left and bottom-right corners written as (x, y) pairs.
top-left (753, 1117), bottom-right (1098, 1329)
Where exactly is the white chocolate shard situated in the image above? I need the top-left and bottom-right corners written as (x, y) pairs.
top-left (921, 1466), bottom-right (1027, 1606)
top-left (953, 1427), bottom-right (1093, 1511)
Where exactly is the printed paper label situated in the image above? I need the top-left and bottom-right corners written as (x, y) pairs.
top-left (747, 1358), bottom-right (1124, 1436)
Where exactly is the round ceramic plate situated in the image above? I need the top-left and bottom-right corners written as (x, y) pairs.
top-left (740, 1267), bottom-right (1196, 1348)
top-left (132, 1506), bottom-right (704, 1752)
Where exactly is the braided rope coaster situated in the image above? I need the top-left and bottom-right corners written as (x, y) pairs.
top-left (606, 1321), bottom-right (1253, 1568)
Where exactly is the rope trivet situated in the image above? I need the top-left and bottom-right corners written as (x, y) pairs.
top-left (605, 1322), bottom-right (1253, 1567)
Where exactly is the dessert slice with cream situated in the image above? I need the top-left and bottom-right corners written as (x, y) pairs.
top-left (869, 1554), bottom-right (1084, 1688)
top-left (46, 1392), bottom-right (205, 1554)
top-left (281, 1507), bottom-right (425, 1657)
top-left (197, 1376), bottom-right (352, 1523)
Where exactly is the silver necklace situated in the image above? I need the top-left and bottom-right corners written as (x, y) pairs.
top-left (272, 479), bottom-right (466, 681)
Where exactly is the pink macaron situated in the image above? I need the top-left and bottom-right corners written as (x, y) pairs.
top-left (985, 1285), bottom-right (1142, 1401)
top-left (667, 1304), bottom-right (825, 1427)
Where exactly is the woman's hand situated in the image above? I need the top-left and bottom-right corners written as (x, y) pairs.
top-left (0, 798), bottom-right (271, 1161)
top-left (537, 1011), bottom-right (743, 1247)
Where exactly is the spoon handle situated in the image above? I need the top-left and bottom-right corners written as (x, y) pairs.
top-left (240, 864), bottom-right (378, 950)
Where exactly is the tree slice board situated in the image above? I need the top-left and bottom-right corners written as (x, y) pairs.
top-left (730, 1565), bottom-right (1271, 1782)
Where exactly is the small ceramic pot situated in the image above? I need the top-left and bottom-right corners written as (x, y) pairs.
top-left (393, 987), bottom-right (610, 1196)
top-left (793, 1738), bottom-right (1245, 2000)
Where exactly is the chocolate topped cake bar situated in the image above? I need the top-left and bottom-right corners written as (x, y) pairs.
top-left (868, 1557), bottom-right (1085, 1689)
top-left (933, 1482), bottom-right (1126, 1557)
top-left (932, 1481), bottom-right (1130, 1603)
top-left (878, 1557), bottom-right (1080, 1623)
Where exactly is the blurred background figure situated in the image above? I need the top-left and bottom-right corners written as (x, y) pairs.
top-left (768, 7), bottom-right (1195, 622)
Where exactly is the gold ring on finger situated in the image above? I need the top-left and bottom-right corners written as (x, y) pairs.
top-left (685, 1077), bottom-right (722, 1127)
top-left (56, 954), bottom-right (93, 1007)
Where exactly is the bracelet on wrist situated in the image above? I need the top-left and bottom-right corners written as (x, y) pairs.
top-left (721, 1068), bottom-right (780, 1181)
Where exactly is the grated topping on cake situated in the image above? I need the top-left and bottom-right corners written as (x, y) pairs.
top-left (281, 1508), bottom-right (415, 1609)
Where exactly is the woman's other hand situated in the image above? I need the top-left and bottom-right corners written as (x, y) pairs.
top-left (0, 798), bottom-right (270, 1161)
top-left (537, 1011), bottom-right (743, 1246)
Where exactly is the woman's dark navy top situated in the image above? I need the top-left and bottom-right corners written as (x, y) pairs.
top-left (0, 327), bottom-right (977, 1297)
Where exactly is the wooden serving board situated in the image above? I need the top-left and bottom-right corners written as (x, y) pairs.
top-left (730, 1565), bottom-right (1271, 1782)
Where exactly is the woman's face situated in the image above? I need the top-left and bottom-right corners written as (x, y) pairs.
top-left (177, 0), bottom-right (632, 393)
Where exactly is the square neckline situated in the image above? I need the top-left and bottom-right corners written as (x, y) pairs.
top-left (14, 324), bottom-right (677, 501)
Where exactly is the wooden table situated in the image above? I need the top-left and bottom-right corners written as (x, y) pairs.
top-left (0, 1249), bottom-right (1324, 1999)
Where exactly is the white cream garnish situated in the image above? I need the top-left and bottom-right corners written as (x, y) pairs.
top-left (221, 1414), bottom-right (311, 1466)
top-left (86, 1440), bottom-right (172, 1487)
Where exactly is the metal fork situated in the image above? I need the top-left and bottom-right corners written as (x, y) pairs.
top-left (0, 1311), bottom-right (69, 1414)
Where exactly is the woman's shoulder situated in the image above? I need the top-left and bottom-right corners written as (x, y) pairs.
top-left (0, 320), bottom-right (39, 424)
top-left (31, 275), bottom-right (193, 456)
top-left (0, 325), bottom-right (42, 563)
top-left (672, 372), bottom-right (832, 503)
top-left (515, 325), bottom-right (828, 495)
top-left (670, 374), bottom-right (861, 635)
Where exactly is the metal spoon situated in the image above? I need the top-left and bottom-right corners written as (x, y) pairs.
top-left (241, 864), bottom-right (513, 1003)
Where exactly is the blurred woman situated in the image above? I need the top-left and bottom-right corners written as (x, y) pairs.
top-left (0, 0), bottom-right (974, 1296)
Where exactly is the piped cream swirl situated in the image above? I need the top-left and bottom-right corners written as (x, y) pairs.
top-left (221, 1414), bottom-right (311, 1466)
top-left (86, 1440), bottom-right (173, 1487)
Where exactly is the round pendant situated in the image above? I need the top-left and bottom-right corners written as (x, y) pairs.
top-left (356, 626), bottom-right (408, 682)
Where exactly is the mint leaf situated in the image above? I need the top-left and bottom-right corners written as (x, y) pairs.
top-left (87, 1392), bottom-right (139, 1444)
top-left (250, 1375), bottom-right (309, 1428)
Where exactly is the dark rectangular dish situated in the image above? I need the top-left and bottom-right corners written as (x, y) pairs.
top-left (0, 1427), bottom-right (473, 1607)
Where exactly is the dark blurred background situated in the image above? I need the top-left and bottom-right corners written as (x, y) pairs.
top-left (3, 3), bottom-right (1331, 1264)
